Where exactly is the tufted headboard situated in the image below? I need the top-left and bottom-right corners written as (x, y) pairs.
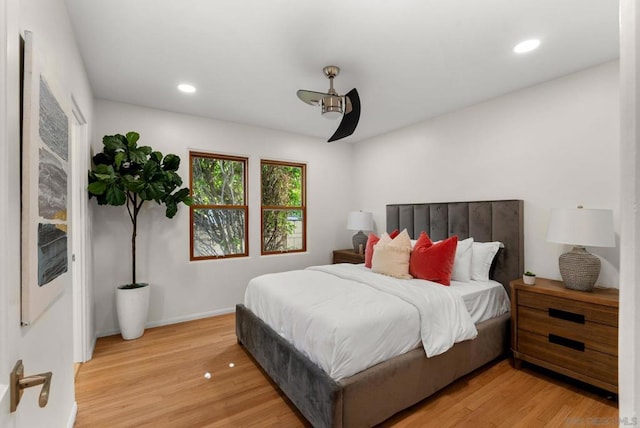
top-left (386, 200), bottom-right (524, 295)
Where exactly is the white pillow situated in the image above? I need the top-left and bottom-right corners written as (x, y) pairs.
top-left (470, 241), bottom-right (502, 282)
top-left (451, 237), bottom-right (474, 282)
top-left (372, 229), bottom-right (412, 279)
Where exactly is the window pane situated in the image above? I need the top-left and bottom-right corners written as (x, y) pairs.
top-left (193, 208), bottom-right (246, 257)
top-left (261, 163), bottom-right (302, 207)
top-left (262, 209), bottom-right (304, 252)
top-left (192, 156), bottom-right (245, 205)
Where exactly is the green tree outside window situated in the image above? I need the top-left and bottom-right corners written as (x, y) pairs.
top-left (190, 152), bottom-right (248, 259)
top-left (261, 160), bottom-right (306, 254)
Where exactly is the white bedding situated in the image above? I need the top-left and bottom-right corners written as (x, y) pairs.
top-left (449, 278), bottom-right (511, 324)
top-left (245, 263), bottom-right (507, 380)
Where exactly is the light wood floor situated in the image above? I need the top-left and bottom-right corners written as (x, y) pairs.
top-left (75, 314), bottom-right (618, 427)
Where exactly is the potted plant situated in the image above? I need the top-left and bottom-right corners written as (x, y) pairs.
top-left (88, 132), bottom-right (192, 339)
top-left (523, 271), bottom-right (536, 285)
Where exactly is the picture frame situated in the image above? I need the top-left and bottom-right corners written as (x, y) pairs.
top-left (21, 30), bottom-right (70, 325)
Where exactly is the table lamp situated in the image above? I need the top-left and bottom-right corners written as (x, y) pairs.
top-left (546, 206), bottom-right (615, 291)
top-left (347, 211), bottom-right (373, 253)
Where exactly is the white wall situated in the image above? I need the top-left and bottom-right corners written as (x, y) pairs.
top-left (92, 99), bottom-right (354, 336)
top-left (352, 61), bottom-right (620, 288)
top-left (5, 0), bottom-right (93, 426)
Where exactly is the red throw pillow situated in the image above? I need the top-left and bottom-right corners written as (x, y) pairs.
top-left (364, 229), bottom-right (400, 268)
top-left (409, 232), bottom-right (458, 285)
top-left (364, 233), bottom-right (380, 268)
top-left (413, 230), bottom-right (433, 248)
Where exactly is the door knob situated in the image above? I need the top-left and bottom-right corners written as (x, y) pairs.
top-left (10, 360), bottom-right (53, 412)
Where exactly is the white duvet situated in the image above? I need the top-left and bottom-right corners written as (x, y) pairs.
top-left (244, 264), bottom-right (478, 380)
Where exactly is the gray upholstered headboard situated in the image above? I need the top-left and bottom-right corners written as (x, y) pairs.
top-left (386, 200), bottom-right (524, 294)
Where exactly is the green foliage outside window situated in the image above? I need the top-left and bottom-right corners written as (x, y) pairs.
top-left (261, 162), bottom-right (306, 254)
top-left (190, 153), bottom-right (247, 258)
top-left (192, 157), bottom-right (245, 205)
top-left (189, 154), bottom-right (306, 258)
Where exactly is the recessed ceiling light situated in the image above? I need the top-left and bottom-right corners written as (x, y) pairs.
top-left (177, 83), bottom-right (196, 93)
top-left (513, 39), bottom-right (541, 54)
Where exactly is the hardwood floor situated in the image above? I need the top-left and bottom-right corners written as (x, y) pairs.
top-left (75, 314), bottom-right (618, 427)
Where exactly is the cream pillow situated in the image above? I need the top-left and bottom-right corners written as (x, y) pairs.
top-left (372, 229), bottom-right (412, 279)
top-left (451, 237), bottom-right (474, 282)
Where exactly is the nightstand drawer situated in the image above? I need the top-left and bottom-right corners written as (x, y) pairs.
top-left (517, 290), bottom-right (618, 327)
top-left (518, 306), bottom-right (617, 356)
top-left (518, 330), bottom-right (617, 386)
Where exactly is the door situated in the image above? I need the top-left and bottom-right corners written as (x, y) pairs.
top-left (0, 0), bottom-right (21, 425)
top-left (71, 100), bottom-right (93, 363)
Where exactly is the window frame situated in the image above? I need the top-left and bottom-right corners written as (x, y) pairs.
top-left (189, 151), bottom-right (249, 261)
top-left (260, 159), bottom-right (307, 255)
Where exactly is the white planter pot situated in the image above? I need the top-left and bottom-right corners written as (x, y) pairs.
top-left (116, 283), bottom-right (150, 340)
top-left (523, 275), bottom-right (536, 285)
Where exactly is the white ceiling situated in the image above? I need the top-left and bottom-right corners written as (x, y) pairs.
top-left (64, 0), bottom-right (619, 143)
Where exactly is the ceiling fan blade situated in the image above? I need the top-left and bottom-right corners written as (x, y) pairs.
top-left (328, 88), bottom-right (360, 142)
top-left (297, 89), bottom-right (330, 106)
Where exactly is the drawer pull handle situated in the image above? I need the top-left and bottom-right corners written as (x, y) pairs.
top-left (549, 334), bottom-right (585, 352)
top-left (548, 308), bottom-right (585, 324)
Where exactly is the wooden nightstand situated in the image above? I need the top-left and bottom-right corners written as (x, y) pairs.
top-left (332, 249), bottom-right (365, 264)
top-left (510, 277), bottom-right (619, 393)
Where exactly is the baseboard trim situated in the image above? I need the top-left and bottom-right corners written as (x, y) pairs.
top-left (67, 401), bottom-right (78, 428)
top-left (96, 307), bottom-right (236, 338)
top-left (88, 334), bottom-right (97, 360)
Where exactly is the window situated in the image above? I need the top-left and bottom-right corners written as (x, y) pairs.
top-left (261, 160), bottom-right (306, 254)
top-left (190, 152), bottom-right (248, 260)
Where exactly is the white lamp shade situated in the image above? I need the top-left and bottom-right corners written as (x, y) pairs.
top-left (546, 208), bottom-right (615, 247)
top-left (347, 211), bottom-right (373, 231)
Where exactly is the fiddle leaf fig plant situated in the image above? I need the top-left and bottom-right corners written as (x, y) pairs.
top-left (88, 132), bottom-right (193, 288)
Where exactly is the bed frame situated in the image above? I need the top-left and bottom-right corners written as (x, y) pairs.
top-left (236, 200), bottom-right (523, 427)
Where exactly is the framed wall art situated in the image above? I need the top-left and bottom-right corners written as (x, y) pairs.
top-left (21, 30), bottom-right (70, 325)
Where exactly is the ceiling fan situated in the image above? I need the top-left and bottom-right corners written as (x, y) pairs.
top-left (297, 66), bottom-right (360, 142)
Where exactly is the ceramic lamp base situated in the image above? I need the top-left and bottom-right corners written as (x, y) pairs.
top-left (559, 246), bottom-right (600, 291)
top-left (352, 231), bottom-right (367, 254)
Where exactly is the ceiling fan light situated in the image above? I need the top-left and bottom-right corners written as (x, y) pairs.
top-left (322, 109), bottom-right (342, 119)
top-left (322, 95), bottom-right (343, 119)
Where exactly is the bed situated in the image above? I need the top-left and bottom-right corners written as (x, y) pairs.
top-left (236, 200), bottom-right (524, 427)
